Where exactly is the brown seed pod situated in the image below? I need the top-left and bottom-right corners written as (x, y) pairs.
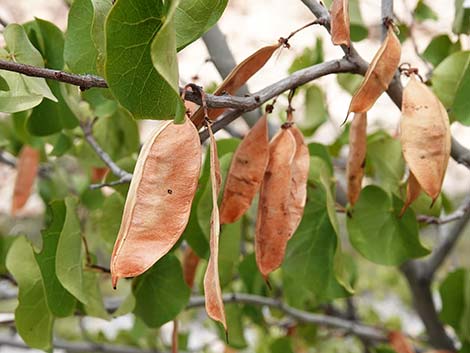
top-left (346, 112), bottom-right (367, 206)
top-left (220, 114), bottom-right (269, 224)
top-left (388, 331), bottom-right (415, 353)
top-left (255, 128), bottom-right (296, 279)
top-left (110, 118), bottom-right (202, 288)
top-left (400, 172), bottom-right (421, 217)
top-left (286, 125), bottom-right (310, 238)
top-left (330, 0), bottom-right (350, 47)
top-left (11, 145), bottom-right (40, 215)
top-left (400, 73), bottom-right (450, 210)
top-left (191, 43), bottom-right (281, 128)
top-left (182, 247), bottom-right (200, 289)
top-left (347, 25), bottom-right (401, 116)
top-left (203, 124), bottom-right (227, 331)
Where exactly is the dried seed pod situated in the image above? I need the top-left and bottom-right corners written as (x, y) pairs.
top-left (191, 43), bottom-right (281, 128)
top-left (182, 247), bottom-right (200, 289)
top-left (347, 25), bottom-right (401, 116)
top-left (287, 125), bottom-right (310, 237)
top-left (12, 145), bottom-right (40, 215)
top-left (388, 331), bottom-right (415, 353)
top-left (400, 74), bottom-right (450, 209)
top-left (400, 172), bottom-right (421, 216)
top-left (346, 112), bottom-right (367, 206)
top-left (111, 118), bottom-right (201, 288)
top-left (330, 0), bottom-right (350, 47)
top-left (255, 128), bottom-right (296, 279)
top-left (220, 114), bottom-right (269, 224)
top-left (203, 125), bottom-right (227, 331)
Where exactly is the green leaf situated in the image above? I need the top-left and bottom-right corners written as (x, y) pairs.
top-left (453, 0), bottom-right (470, 34)
top-left (81, 271), bottom-right (109, 319)
top-left (422, 35), bottom-right (461, 67)
top-left (439, 268), bottom-right (470, 341)
top-left (99, 192), bottom-right (125, 251)
top-left (219, 220), bottom-right (241, 288)
top-left (174, 0), bottom-right (228, 50)
top-left (453, 61), bottom-right (470, 125)
top-left (56, 197), bottom-right (88, 304)
top-left (50, 133), bottom-right (73, 156)
top-left (239, 253), bottom-right (266, 295)
top-left (35, 201), bottom-right (76, 317)
top-left (366, 131), bottom-right (405, 193)
top-left (307, 143), bottom-right (333, 174)
top-left (133, 254), bottom-right (190, 327)
top-left (6, 236), bottom-right (54, 351)
top-left (217, 304), bottom-right (247, 349)
top-left (349, 0), bottom-right (368, 41)
top-left (0, 236), bottom-right (14, 274)
top-left (413, 1), bottom-right (438, 22)
top-left (288, 38), bottom-right (323, 74)
top-left (105, 0), bottom-right (179, 119)
top-left (24, 19), bottom-right (79, 136)
top-left (346, 186), bottom-right (429, 265)
top-left (151, 0), bottom-right (185, 123)
top-left (301, 84), bottom-right (327, 136)
top-left (0, 24), bottom-right (57, 113)
top-left (337, 73), bottom-right (363, 95)
top-left (0, 75), bottom-right (9, 91)
top-left (283, 157), bottom-right (352, 303)
top-left (270, 337), bottom-right (295, 353)
top-left (64, 0), bottom-right (112, 74)
top-left (432, 50), bottom-right (470, 125)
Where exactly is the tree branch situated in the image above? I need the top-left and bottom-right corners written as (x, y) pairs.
top-left (202, 25), bottom-right (267, 131)
top-left (421, 197), bottom-right (470, 279)
top-left (0, 336), bottom-right (161, 353)
top-left (0, 60), bottom-right (108, 90)
top-left (0, 149), bottom-right (50, 178)
top-left (417, 196), bottom-right (470, 225)
top-left (187, 293), bottom-right (388, 342)
top-left (80, 120), bottom-right (132, 183)
top-left (199, 58), bottom-right (358, 141)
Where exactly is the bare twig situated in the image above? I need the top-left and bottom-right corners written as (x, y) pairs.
top-left (421, 197), bottom-right (470, 278)
top-left (187, 293), bottom-right (388, 342)
top-left (417, 197), bottom-right (470, 225)
top-left (0, 149), bottom-right (50, 178)
top-left (80, 120), bottom-right (132, 183)
top-left (0, 16), bottom-right (8, 28)
top-left (0, 60), bottom-right (108, 90)
top-left (0, 336), bottom-right (161, 353)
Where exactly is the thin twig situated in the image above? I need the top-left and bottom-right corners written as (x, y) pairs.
top-left (0, 60), bottom-right (108, 90)
top-left (0, 16), bottom-right (8, 28)
top-left (80, 120), bottom-right (132, 183)
top-left (417, 197), bottom-right (470, 225)
top-left (187, 293), bottom-right (388, 342)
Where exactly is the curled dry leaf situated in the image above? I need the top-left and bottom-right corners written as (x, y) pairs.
top-left (346, 112), bottom-right (367, 206)
top-left (191, 43), bottom-right (281, 128)
top-left (287, 125), bottom-right (310, 237)
top-left (347, 25), bottom-right (401, 116)
top-left (182, 247), bottom-right (200, 289)
top-left (255, 128), bottom-right (296, 279)
top-left (388, 331), bottom-right (415, 353)
top-left (330, 0), bottom-right (350, 47)
top-left (220, 114), bottom-right (269, 224)
top-left (400, 74), bottom-right (450, 211)
top-left (11, 145), bottom-right (40, 215)
top-left (110, 118), bottom-right (201, 288)
top-left (203, 125), bottom-right (227, 331)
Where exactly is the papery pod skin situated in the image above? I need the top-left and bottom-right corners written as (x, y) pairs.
top-left (330, 0), bottom-right (350, 47)
top-left (182, 247), bottom-right (200, 289)
top-left (347, 25), bottom-right (401, 115)
top-left (400, 172), bottom-right (421, 216)
top-left (287, 125), bottom-right (310, 238)
top-left (255, 128), bottom-right (296, 279)
top-left (203, 126), bottom-right (227, 331)
top-left (388, 331), bottom-right (415, 353)
top-left (220, 114), bottom-right (269, 224)
top-left (346, 112), bottom-right (367, 206)
top-left (111, 118), bottom-right (202, 288)
top-left (12, 145), bottom-right (40, 215)
top-left (191, 43), bottom-right (281, 128)
top-left (400, 74), bottom-right (450, 204)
